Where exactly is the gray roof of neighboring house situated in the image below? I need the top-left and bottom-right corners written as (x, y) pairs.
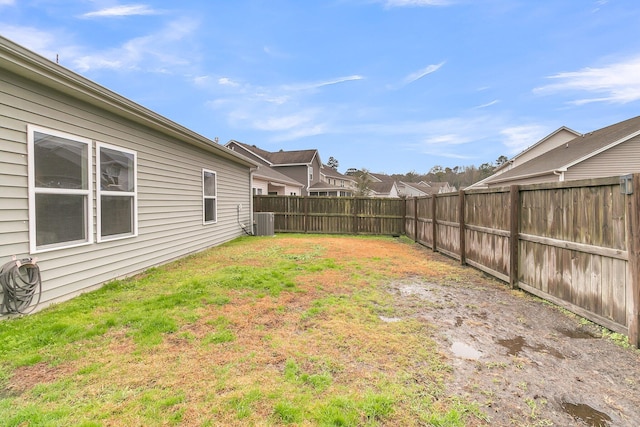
top-left (226, 140), bottom-right (319, 165)
top-left (369, 172), bottom-right (395, 182)
top-left (369, 181), bottom-right (396, 194)
top-left (322, 165), bottom-right (354, 181)
top-left (227, 141), bottom-right (273, 164)
top-left (269, 149), bottom-right (318, 165)
top-left (485, 115), bottom-right (640, 184)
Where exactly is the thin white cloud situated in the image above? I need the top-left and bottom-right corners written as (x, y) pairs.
top-left (272, 124), bottom-right (328, 141)
top-left (377, 115), bottom-right (549, 160)
top-left (253, 112), bottom-right (317, 132)
top-left (473, 100), bottom-right (499, 109)
top-left (2, 18), bottom-right (199, 74)
top-left (81, 4), bottom-right (160, 18)
top-left (218, 77), bottom-right (241, 87)
top-left (383, 0), bottom-right (454, 7)
top-left (203, 73), bottom-right (364, 140)
top-left (282, 75), bottom-right (364, 91)
top-left (534, 56), bottom-right (640, 105)
top-left (0, 0), bottom-right (15, 6)
top-left (403, 62), bottom-right (445, 84)
top-left (592, 0), bottom-right (609, 12)
top-left (72, 17), bottom-right (199, 72)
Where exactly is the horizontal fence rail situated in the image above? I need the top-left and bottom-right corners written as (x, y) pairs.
top-left (254, 175), bottom-right (640, 347)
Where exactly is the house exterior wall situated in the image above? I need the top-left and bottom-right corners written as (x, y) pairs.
top-left (274, 165), bottom-right (311, 194)
top-left (284, 184), bottom-right (301, 196)
top-left (0, 68), bottom-right (252, 313)
top-left (252, 177), bottom-right (269, 195)
top-left (564, 136), bottom-right (640, 181)
top-left (399, 183), bottom-right (426, 197)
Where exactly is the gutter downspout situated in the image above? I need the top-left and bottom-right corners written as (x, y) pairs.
top-left (250, 168), bottom-right (256, 234)
top-left (553, 169), bottom-right (565, 182)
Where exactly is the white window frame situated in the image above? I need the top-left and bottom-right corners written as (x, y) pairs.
top-left (96, 141), bottom-right (138, 242)
top-left (27, 125), bottom-right (93, 254)
top-left (203, 169), bottom-right (217, 225)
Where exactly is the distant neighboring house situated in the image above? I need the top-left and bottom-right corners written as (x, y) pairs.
top-left (368, 180), bottom-right (400, 198)
top-left (400, 181), bottom-right (456, 196)
top-left (252, 164), bottom-right (304, 196)
top-left (226, 141), bottom-right (354, 196)
top-left (367, 172), bottom-right (455, 198)
top-left (468, 126), bottom-right (581, 189)
top-left (362, 172), bottom-right (398, 197)
top-left (225, 141), bottom-right (302, 195)
top-left (471, 115), bottom-right (640, 188)
top-left (309, 164), bottom-right (356, 196)
top-left (0, 36), bottom-right (256, 314)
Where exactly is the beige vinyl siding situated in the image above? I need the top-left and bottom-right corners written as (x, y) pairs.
top-left (1, 68), bottom-right (251, 312)
top-left (564, 136), bottom-right (640, 181)
top-left (252, 178), bottom-right (269, 195)
top-left (0, 102), bottom-right (29, 257)
top-left (284, 184), bottom-right (300, 195)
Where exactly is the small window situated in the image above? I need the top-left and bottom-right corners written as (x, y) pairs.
top-left (28, 126), bottom-right (92, 253)
top-left (97, 142), bottom-right (137, 241)
top-left (203, 169), bottom-right (217, 224)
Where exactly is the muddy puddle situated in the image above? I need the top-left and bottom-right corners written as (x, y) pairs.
top-left (450, 341), bottom-right (482, 360)
top-left (497, 335), bottom-right (566, 359)
top-left (561, 401), bottom-right (612, 427)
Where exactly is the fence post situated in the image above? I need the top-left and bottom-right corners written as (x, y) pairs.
top-left (352, 198), bottom-right (358, 235)
top-left (400, 198), bottom-right (406, 236)
top-left (413, 197), bottom-right (418, 242)
top-left (626, 174), bottom-right (640, 348)
top-left (432, 195), bottom-right (438, 252)
top-left (509, 185), bottom-right (521, 289)
top-left (303, 196), bottom-right (309, 233)
top-left (459, 190), bottom-right (466, 265)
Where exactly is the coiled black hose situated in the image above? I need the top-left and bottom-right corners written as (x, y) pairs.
top-left (0, 258), bottom-right (42, 314)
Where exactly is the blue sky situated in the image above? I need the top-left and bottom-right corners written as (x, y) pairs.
top-left (2, 0), bottom-right (640, 174)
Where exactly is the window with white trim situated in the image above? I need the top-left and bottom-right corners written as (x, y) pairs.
top-left (28, 126), bottom-right (92, 252)
top-left (203, 169), bottom-right (217, 224)
top-left (97, 142), bottom-right (137, 241)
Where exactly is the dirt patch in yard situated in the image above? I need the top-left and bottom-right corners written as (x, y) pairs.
top-left (386, 248), bottom-right (640, 426)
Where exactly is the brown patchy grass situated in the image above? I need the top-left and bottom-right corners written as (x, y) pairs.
top-left (1, 235), bottom-right (477, 426)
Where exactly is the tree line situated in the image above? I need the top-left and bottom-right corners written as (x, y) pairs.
top-left (392, 155), bottom-right (508, 188)
top-left (334, 155), bottom-right (510, 191)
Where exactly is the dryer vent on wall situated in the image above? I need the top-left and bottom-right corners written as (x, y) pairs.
top-left (254, 212), bottom-right (275, 236)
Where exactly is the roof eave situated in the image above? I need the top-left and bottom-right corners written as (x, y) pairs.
top-left (487, 169), bottom-right (557, 185)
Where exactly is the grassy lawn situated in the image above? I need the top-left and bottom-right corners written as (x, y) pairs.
top-left (0, 235), bottom-right (484, 426)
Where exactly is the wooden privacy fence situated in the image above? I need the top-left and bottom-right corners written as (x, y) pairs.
top-left (254, 175), bottom-right (640, 347)
top-left (253, 195), bottom-right (405, 235)
top-left (406, 175), bottom-right (640, 348)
